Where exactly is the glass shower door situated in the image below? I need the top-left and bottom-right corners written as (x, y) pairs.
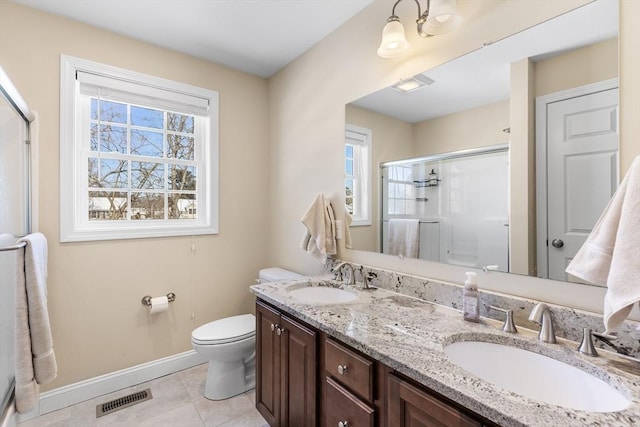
top-left (0, 66), bottom-right (32, 426)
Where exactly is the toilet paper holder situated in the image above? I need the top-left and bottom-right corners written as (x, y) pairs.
top-left (141, 293), bottom-right (176, 307)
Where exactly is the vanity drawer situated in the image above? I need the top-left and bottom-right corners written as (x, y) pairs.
top-left (325, 338), bottom-right (374, 402)
top-left (325, 376), bottom-right (374, 427)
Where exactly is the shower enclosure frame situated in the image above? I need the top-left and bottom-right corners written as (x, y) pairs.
top-left (0, 66), bottom-right (35, 427)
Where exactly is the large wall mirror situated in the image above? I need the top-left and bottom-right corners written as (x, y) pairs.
top-left (345, 0), bottom-right (618, 286)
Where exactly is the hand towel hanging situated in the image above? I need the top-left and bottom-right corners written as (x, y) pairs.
top-left (300, 194), bottom-right (337, 263)
top-left (15, 232), bottom-right (57, 413)
top-left (388, 219), bottom-right (420, 258)
top-left (566, 156), bottom-right (640, 333)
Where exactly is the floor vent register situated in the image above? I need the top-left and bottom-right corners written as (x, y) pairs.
top-left (96, 388), bottom-right (153, 418)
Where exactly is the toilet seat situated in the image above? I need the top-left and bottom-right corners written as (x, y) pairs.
top-left (192, 313), bottom-right (255, 345)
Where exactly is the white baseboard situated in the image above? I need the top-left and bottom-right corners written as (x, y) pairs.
top-left (18, 350), bottom-right (206, 422)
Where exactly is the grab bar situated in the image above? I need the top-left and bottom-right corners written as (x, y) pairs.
top-left (0, 241), bottom-right (26, 252)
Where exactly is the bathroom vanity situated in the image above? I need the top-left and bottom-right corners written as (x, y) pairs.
top-left (255, 298), bottom-right (491, 427)
top-left (251, 276), bottom-right (640, 427)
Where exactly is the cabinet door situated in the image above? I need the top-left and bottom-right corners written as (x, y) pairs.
top-left (388, 374), bottom-right (481, 427)
top-left (280, 315), bottom-right (317, 427)
top-left (256, 301), bottom-right (281, 426)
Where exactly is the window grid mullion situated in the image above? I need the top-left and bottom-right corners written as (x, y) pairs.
top-left (126, 104), bottom-right (132, 221)
top-left (163, 110), bottom-right (168, 220)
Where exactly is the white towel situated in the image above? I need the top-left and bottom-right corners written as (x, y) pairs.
top-left (344, 210), bottom-right (353, 250)
top-left (300, 194), bottom-right (337, 262)
top-left (388, 219), bottom-right (420, 258)
top-left (15, 233), bottom-right (57, 413)
top-left (566, 156), bottom-right (640, 333)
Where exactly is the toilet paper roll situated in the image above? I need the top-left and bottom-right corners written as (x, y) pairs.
top-left (149, 296), bottom-right (169, 314)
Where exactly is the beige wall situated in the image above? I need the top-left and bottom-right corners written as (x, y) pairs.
top-left (0, 2), bottom-right (269, 389)
top-left (345, 104), bottom-right (413, 252)
top-left (509, 58), bottom-right (536, 276)
top-left (536, 37), bottom-right (618, 97)
top-left (413, 100), bottom-right (510, 155)
top-left (620, 0), bottom-right (640, 173)
top-left (267, 0), bottom-right (640, 313)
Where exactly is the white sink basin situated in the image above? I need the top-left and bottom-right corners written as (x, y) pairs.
top-left (288, 286), bottom-right (358, 304)
top-left (444, 341), bottom-right (630, 413)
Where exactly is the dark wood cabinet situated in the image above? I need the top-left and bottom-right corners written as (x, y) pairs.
top-left (323, 337), bottom-right (377, 427)
top-left (256, 301), bottom-right (280, 425)
top-left (256, 299), bottom-right (497, 427)
top-left (256, 300), bottom-right (317, 427)
top-left (387, 374), bottom-right (482, 427)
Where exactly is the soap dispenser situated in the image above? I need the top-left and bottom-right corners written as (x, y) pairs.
top-left (463, 272), bottom-right (480, 322)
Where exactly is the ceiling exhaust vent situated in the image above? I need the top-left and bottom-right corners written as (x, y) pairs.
top-left (96, 388), bottom-right (153, 418)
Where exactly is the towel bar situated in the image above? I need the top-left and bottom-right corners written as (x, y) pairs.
top-left (0, 241), bottom-right (26, 252)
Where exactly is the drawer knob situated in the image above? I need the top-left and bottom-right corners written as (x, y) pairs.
top-left (270, 323), bottom-right (277, 332)
top-left (338, 421), bottom-right (349, 427)
top-left (337, 364), bottom-right (348, 375)
top-left (276, 327), bottom-right (285, 336)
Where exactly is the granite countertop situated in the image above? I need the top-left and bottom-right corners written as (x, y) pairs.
top-left (250, 277), bottom-right (640, 427)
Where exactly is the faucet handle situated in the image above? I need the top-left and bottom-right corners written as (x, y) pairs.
top-left (593, 331), bottom-right (618, 341)
top-left (578, 328), bottom-right (598, 357)
top-left (489, 306), bottom-right (518, 333)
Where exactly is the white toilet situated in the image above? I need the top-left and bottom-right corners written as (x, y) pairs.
top-left (191, 267), bottom-right (302, 400)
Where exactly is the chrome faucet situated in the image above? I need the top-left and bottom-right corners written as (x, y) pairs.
top-left (332, 262), bottom-right (356, 285)
top-left (528, 303), bottom-right (556, 343)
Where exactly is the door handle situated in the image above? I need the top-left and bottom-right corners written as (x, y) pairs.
top-left (551, 239), bottom-right (564, 248)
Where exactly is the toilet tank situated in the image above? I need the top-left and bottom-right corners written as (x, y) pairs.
top-left (258, 267), bottom-right (302, 283)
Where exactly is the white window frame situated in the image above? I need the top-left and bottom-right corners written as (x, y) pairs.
top-left (385, 165), bottom-right (416, 217)
top-left (345, 124), bottom-right (371, 226)
top-left (60, 55), bottom-right (219, 242)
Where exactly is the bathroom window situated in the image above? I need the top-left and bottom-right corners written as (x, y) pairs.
top-left (345, 125), bottom-right (371, 226)
top-left (60, 56), bottom-right (219, 241)
top-left (386, 165), bottom-right (416, 216)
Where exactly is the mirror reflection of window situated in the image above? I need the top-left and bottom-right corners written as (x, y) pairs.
top-left (345, 125), bottom-right (372, 226)
top-left (386, 165), bottom-right (415, 216)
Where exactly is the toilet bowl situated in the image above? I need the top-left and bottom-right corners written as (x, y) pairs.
top-left (191, 267), bottom-right (302, 400)
top-left (191, 314), bottom-right (256, 400)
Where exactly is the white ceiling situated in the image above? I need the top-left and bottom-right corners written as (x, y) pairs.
top-left (12, 0), bottom-right (374, 78)
top-left (352, 0), bottom-right (618, 123)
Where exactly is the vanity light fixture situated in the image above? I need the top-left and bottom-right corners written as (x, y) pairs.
top-left (391, 73), bottom-right (434, 93)
top-left (377, 0), bottom-right (463, 58)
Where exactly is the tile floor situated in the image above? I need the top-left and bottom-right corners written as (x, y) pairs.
top-left (18, 364), bottom-right (268, 427)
